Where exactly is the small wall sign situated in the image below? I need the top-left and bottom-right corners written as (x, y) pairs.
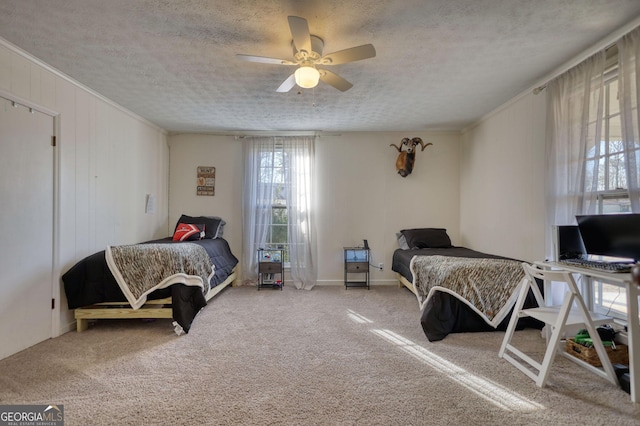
top-left (197, 166), bottom-right (215, 196)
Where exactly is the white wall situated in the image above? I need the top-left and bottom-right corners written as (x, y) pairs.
top-left (168, 134), bottom-right (243, 258)
top-left (168, 131), bottom-right (461, 284)
top-left (460, 92), bottom-right (547, 262)
top-left (0, 39), bottom-right (170, 335)
top-left (458, 19), bottom-right (640, 264)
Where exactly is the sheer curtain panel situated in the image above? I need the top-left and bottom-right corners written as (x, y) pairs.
top-left (241, 136), bottom-right (317, 289)
top-left (544, 53), bottom-right (607, 306)
top-left (617, 26), bottom-right (640, 212)
top-left (284, 136), bottom-right (317, 290)
top-left (545, 51), bottom-right (607, 231)
top-left (241, 137), bottom-right (278, 284)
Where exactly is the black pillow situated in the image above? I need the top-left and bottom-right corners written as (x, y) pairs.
top-left (400, 228), bottom-right (452, 249)
top-left (175, 215), bottom-right (226, 239)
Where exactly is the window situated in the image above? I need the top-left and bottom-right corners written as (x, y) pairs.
top-left (259, 144), bottom-right (289, 263)
top-left (242, 136), bottom-right (317, 289)
top-left (586, 76), bottom-right (638, 320)
top-left (547, 29), bottom-right (640, 325)
top-left (585, 78), bottom-right (637, 214)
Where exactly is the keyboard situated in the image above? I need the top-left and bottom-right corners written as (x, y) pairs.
top-left (558, 258), bottom-right (633, 273)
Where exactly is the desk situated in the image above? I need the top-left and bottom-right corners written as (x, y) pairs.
top-left (538, 261), bottom-right (639, 403)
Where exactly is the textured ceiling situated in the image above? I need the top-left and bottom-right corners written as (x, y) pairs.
top-left (1, 1), bottom-right (640, 133)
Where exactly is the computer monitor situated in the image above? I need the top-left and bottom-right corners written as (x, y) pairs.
top-left (576, 214), bottom-right (640, 262)
top-left (552, 225), bottom-right (587, 261)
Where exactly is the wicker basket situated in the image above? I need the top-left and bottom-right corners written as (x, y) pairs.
top-left (566, 338), bottom-right (629, 367)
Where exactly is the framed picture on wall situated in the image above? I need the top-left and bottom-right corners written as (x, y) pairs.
top-left (197, 166), bottom-right (215, 196)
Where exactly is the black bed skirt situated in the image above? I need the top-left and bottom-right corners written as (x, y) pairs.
top-left (420, 289), bottom-right (543, 342)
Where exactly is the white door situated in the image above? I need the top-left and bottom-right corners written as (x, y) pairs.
top-left (0, 97), bottom-right (54, 359)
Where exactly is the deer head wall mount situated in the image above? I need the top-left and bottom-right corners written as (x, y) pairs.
top-left (390, 137), bottom-right (432, 177)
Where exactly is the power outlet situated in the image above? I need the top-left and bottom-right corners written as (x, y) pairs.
top-left (378, 262), bottom-right (384, 270)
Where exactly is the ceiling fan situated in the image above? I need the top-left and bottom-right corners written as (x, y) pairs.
top-left (237, 16), bottom-right (376, 92)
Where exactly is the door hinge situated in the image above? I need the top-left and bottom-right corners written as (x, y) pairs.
top-left (51, 135), bottom-right (56, 147)
top-left (51, 298), bottom-right (55, 310)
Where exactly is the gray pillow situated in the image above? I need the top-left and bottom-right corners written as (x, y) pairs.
top-left (396, 232), bottom-right (410, 250)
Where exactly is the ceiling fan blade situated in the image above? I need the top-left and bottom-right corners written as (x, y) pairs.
top-left (321, 44), bottom-right (376, 65)
top-left (319, 69), bottom-right (353, 92)
top-left (276, 74), bottom-right (297, 92)
top-left (288, 16), bottom-right (312, 54)
top-left (236, 54), bottom-right (295, 65)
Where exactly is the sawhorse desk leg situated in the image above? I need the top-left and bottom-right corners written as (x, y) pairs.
top-left (627, 282), bottom-right (639, 403)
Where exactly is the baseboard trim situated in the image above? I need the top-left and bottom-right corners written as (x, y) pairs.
top-left (59, 321), bottom-right (76, 335)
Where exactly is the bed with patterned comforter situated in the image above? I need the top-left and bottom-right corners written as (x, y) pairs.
top-left (392, 246), bottom-right (542, 341)
top-left (62, 237), bottom-right (238, 333)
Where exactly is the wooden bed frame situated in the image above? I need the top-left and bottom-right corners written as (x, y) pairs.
top-left (74, 267), bottom-right (238, 332)
top-left (396, 272), bottom-right (418, 296)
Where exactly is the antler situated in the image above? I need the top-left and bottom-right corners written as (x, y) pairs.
top-left (389, 138), bottom-right (424, 152)
top-left (412, 137), bottom-right (433, 151)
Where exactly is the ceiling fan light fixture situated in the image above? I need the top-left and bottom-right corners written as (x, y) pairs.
top-left (237, 16), bottom-right (375, 92)
top-left (294, 66), bottom-right (320, 88)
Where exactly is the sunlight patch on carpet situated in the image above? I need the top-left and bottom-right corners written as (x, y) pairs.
top-left (347, 309), bottom-right (374, 324)
top-left (371, 328), bottom-right (545, 412)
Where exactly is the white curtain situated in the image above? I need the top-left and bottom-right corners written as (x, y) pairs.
top-left (241, 137), bottom-right (278, 284)
top-left (545, 50), bottom-right (607, 234)
top-left (283, 137), bottom-right (317, 289)
top-left (241, 136), bottom-right (317, 289)
top-left (546, 27), bottom-right (640, 243)
top-left (617, 26), bottom-right (640, 212)
top-left (544, 52), bottom-right (607, 305)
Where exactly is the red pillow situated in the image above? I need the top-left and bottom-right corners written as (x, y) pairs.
top-left (172, 223), bottom-right (205, 241)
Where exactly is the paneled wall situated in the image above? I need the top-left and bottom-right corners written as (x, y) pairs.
top-left (168, 131), bottom-right (461, 284)
top-left (0, 39), bottom-right (169, 335)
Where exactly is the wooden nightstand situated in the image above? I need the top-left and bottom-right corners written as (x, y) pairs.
top-left (257, 249), bottom-right (284, 290)
top-left (343, 247), bottom-right (370, 289)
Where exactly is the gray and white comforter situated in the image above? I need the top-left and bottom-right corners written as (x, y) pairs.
top-left (106, 242), bottom-right (215, 310)
top-left (410, 255), bottom-right (526, 327)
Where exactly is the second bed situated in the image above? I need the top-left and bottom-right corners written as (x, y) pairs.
top-left (392, 228), bottom-right (542, 341)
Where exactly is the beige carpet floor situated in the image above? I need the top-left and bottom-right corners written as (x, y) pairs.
top-left (0, 284), bottom-right (638, 425)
